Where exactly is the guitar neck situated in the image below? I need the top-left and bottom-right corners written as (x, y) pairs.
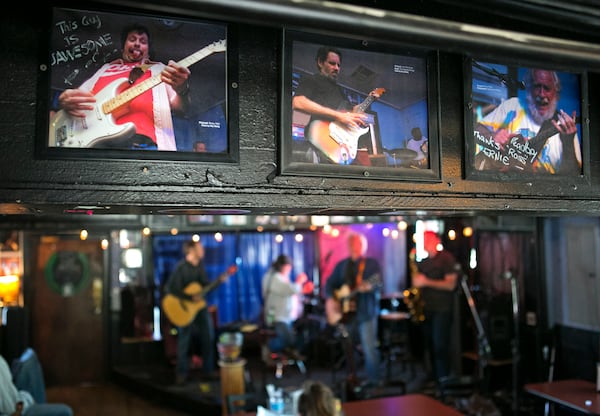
top-left (102, 40), bottom-right (226, 114)
top-left (355, 88), bottom-right (384, 113)
top-left (200, 271), bottom-right (228, 297)
top-left (340, 273), bottom-right (381, 300)
top-left (356, 95), bottom-right (376, 113)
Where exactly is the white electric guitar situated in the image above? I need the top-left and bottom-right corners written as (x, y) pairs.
top-left (48, 39), bottom-right (226, 148)
top-left (306, 88), bottom-right (385, 164)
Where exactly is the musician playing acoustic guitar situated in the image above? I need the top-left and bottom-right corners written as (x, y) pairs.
top-left (292, 46), bottom-right (383, 165)
top-left (325, 232), bottom-right (382, 386)
top-left (164, 239), bottom-right (236, 385)
top-left (53, 23), bottom-right (191, 150)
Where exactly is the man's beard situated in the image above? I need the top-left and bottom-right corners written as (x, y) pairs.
top-left (527, 93), bottom-right (557, 125)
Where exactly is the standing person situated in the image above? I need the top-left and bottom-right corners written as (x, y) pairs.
top-left (325, 232), bottom-right (382, 386)
top-left (52, 23), bottom-right (191, 150)
top-left (405, 126), bottom-right (429, 168)
top-left (475, 68), bottom-right (580, 174)
top-left (410, 230), bottom-right (458, 388)
top-left (292, 46), bottom-right (383, 165)
top-left (163, 239), bottom-right (236, 385)
top-left (261, 254), bottom-right (313, 358)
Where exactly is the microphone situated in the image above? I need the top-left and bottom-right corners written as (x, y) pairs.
top-left (501, 269), bottom-right (515, 280)
top-left (473, 61), bottom-right (525, 91)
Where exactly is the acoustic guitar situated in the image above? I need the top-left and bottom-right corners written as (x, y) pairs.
top-left (162, 264), bottom-right (237, 327)
top-left (49, 39), bottom-right (226, 148)
top-left (325, 273), bottom-right (380, 325)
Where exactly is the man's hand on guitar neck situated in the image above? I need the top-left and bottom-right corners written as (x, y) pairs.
top-left (367, 88), bottom-right (383, 99)
top-left (219, 264), bottom-right (238, 282)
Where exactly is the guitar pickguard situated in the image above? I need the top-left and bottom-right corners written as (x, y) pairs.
top-left (49, 78), bottom-right (137, 148)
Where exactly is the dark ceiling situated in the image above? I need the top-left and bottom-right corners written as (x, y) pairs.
top-left (337, 0), bottom-right (600, 45)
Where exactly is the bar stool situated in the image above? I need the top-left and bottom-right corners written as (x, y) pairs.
top-left (259, 327), bottom-right (307, 382)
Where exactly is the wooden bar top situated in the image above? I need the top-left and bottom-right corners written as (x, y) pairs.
top-left (341, 394), bottom-right (463, 416)
top-left (524, 379), bottom-right (600, 415)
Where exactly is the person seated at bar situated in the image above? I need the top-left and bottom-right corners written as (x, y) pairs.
top-left (297, 380), bottom-right (337, 416)
top-left (0, 353), bottom-right (73, 416)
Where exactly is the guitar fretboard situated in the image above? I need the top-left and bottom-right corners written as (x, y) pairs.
top-left (101, 39), bottom-right (226, 114)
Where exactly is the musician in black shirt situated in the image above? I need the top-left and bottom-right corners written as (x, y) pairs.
top-left (293, 46), bottom-right (382, 165)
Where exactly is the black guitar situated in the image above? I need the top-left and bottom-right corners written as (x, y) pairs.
top-left (325, 273), bottom-right (381, 325)
top-left (474, 114), bottom-right (580, 174)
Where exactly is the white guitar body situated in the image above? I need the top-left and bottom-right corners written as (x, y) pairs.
top-left (328, 122), bottom-right (369, 159)
top-left (305, 87), bottom-right (385, 164)
top-left (49, 78), bottom-right (136, 148)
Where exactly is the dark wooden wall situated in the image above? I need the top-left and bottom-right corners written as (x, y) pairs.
top-left (1, 0), bottom-right (600, 218)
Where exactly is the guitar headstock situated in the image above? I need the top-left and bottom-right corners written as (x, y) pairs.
top-left (209, 39), bottom-right (227, 53)
top-left (226, 264), bottom-right (238, 276)
top-left (374, 87), bottom-right (386, 96)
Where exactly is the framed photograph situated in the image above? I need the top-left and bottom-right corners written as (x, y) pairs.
top-left (279, 30), bottom-right (440, 181)
top-left (465, 57), bottom-right (589, 181)
top-left (36, 6), bottom-right (238, 162)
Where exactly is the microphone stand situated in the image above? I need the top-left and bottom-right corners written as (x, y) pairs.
top-left (508, 272), bottom-right (520, 416)
top-left (459, 273), bottom-right (492, 395)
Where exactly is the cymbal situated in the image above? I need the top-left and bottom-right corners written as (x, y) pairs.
top-left (383, 148), bottom-right (418, 160)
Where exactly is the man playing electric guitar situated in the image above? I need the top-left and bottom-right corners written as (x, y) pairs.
top-left (293, 45), bottom-right (384, 165)
top-left (325, 232), bottom-right (383, 387)
top-left (164, 239), bottom-right (237, 385)
top-left (51, 23), bottom-right (194, 151)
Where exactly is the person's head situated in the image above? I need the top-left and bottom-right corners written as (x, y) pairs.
top-left (347, 232), bottom-right (368, 260)
top-left (271, 254), bottom-right (292, 274)
top-left (524, 69), bottom-right (560, 125)
top-left (120, 24), bottom-right (151, 63)
top-left (411, 127), bottom-right (423, 140)
top-left (183, 240), bottom-right (204, 265)
top-left (194, 141), bottom-right (207, 152)
top-left (315, 46), bottom-right (342, 81)
top-left (297, 380), bottom-right (336, 416)
top-left (422, 231), bottom-right (441, 257)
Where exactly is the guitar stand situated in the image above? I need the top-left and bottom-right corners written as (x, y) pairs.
top-left (327, 322), bottom-right (371, 402)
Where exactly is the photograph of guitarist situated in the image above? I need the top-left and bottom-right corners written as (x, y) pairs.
top-left (410, 230), bottom-right (458, 393)
top-left (475, 68), bottom-right (581, 174)
top-left (292, 46), bottom-right (383, 165)
top-left (324, 232), bottom-right (382, 387)
top-left (164, 239), bottom-right (235, 385)
top-left (53, 23), bottom-right (191, 150)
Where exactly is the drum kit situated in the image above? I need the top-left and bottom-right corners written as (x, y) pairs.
top-left (382, 147), bottom-right (418, 167)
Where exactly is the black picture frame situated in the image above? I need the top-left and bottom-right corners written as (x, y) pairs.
top-left (464, 56), bottom-right (589, 181)
top-left (35, 5), bottom-right (239, 163)
top-left (279, 30), bottom-right (441, 182)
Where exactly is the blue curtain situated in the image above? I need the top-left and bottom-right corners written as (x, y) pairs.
top-left (237, 231), bottom-right (315, 323)
top-left (153, 230), bottom-right (315, 328)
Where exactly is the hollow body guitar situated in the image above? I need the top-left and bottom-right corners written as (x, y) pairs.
top-left (49, 39), bottom-right (226, 148)
top-left (162, 264), bottom-right (236, 327)
top-left (306, 88), bottom-right (385, 164)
